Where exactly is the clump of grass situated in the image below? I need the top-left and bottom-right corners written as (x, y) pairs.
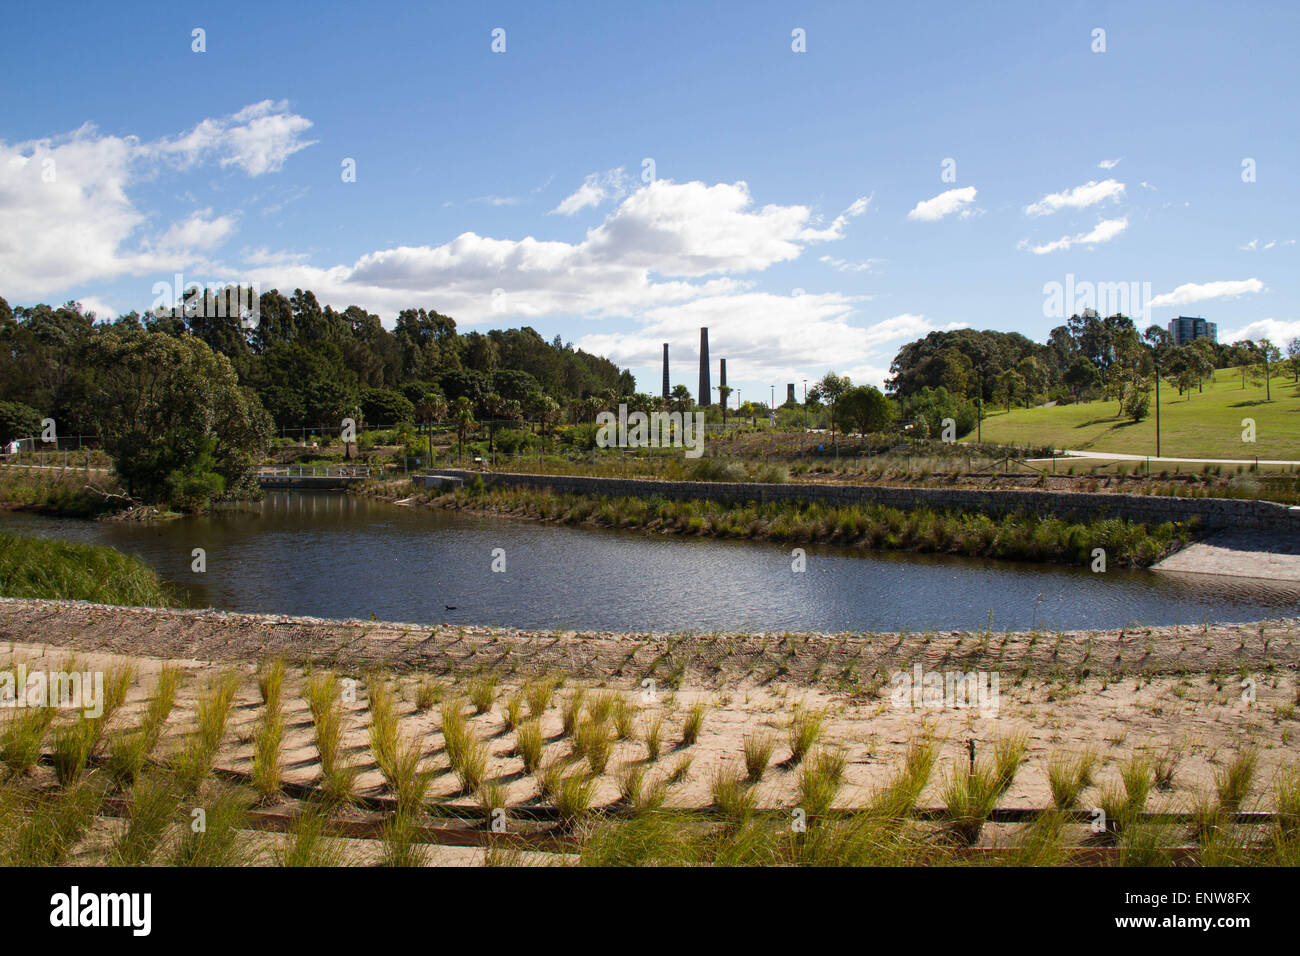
top-left (1047, 748), bottom-right (1097, 810)
top-left (503, 691), bottom-right (524, 731)
top-left (1153, 740), bottom-right (1183, 791)
top-left (173, 668), bottom-right (241, 793)
top-left (1273, 764), bottom-right (1300, 836)
top-left (379, 811), bottom-right (429, 867)
top-left (1215, 747), bottom-right (1259, 812)
top-left (681, 701), bottom-right (707, 747)
top-left (618, 764), bottom-right (669, 815)
top-left (277, 806), bottom-right (347, 867)
top-left (51, 718), bottom-right (95, 787)
top-left (666, 754), bottom-right (693, 785)
top-left (787, 706), bottom-right (825, 764)
top-left (306, 672), bottom-right (358, 806)
top-left (468, 673), bottom-right (498, 715)
top-left (4, 783), bottom-right (102, 866)
top-left (799, 749), bottom-right (847, 817)
top-left (612, 697), bottom-right (636, 740)
top-left (256, 657), bottom-right (285, 710)
top-left (872, 736), bottom-right (938, 818)
top-left (586, 691), bottom-right (617, 726)
top-left (390, 736), bottom-right (433, 814)
top-left (111, 773), bottom-right (181, 866)
top-left (710, 765), bottom-right (757, 826)
top-left (941, 760), bottom-right (999, 845)
top-left (106, 667), bottom-right (182, 788)
top-left (743, 732), bottom-right (777, 783)
top-left (642, 714), bottom-right (664, 762)
top-left (561, 688), bottom-right (586, 737)
top-left (413, 677), bottom-right (441, 712)
top-left (536, 756), bottom-right (568, 802)
top-left (525, 677), bottom-right (554, 719)
top-left (576, 719), bottom-right (612, 775)
top-left (477, 780), bottom-right (507, 822)
top-left (367, 676), bottom-right (401, 787)
top-left (556, 771), bottom-right (596, 824)
top-left (515, 719), bottom-right (544, 775)
top-left (991, 732), bottom-right (1029, 797)
top-left (455, 736), bottom-right (489, 794)
top-left (440, 697), bottom-right (469, 769)
top-left (172, 786), bottom-right (252, 867)
top-left (1, 706), bottom-right (54, 776)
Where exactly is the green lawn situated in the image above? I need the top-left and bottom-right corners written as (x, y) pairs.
top-left (975, 368), bottom-right (1300, 460)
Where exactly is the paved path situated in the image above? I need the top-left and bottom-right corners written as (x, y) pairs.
top-left (1031, 450), bottom-right (1300, 466)
top-left (1153, 530), bottom-right (1300, 583)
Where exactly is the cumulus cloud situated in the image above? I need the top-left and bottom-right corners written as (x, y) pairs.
top-left (1147, 278), bottom-right (1265, 309)
top-left (0, 103), bottom-right (313, 299)
top-left (147, 100), bottom-right (316, 176)
top-left (907, 186), bottom-right (977, 221)
top-left (1019, 217), bottom-right (1128, 255)
top-left (1218, 318), bottom-right (1300, 345)
top-left (1024, 179), bottom-right (1125, 216)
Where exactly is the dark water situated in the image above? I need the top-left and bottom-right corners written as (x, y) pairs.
top-left (3, 492), bottom-right (1296, 632)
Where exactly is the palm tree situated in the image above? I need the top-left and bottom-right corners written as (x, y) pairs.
top-left (453, 396), bottom-right (475, 463)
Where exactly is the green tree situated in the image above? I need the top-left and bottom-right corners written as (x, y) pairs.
top-left (0, 401), bottom-right (42, 446)
top-left (838, 385), bottom-right (895, 437)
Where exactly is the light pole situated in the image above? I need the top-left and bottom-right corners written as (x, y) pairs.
top-left (1154, 358), bottom-right (1161, 459)
top-left (801, 379), bottom-right (808, 455)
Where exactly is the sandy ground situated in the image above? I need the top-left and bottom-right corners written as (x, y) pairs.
top-left (3, 598), bottom-right (1298, 826)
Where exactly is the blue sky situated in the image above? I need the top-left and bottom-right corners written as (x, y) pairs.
top-left (2, 0), bottom-right (1297, 396)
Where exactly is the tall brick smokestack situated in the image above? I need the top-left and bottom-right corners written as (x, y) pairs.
top-left (662, 344), bottom-right (670, 399)
top-left (787, 383), bottom-right (796, 404)
top-left (698, 327), bottom-right (710, 407)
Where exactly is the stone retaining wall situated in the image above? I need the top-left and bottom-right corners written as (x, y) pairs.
top-left (432, 469), bottom-right (1300, 532)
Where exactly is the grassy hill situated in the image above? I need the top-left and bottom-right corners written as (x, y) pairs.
top-left (975, 367), bottom-right (1300, 461)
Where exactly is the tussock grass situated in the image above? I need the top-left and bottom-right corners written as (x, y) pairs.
top-left (991, 732), bottom-right (1029, 797)
top-left (710, 765), bottom-right (757, 826)
top-left (455, 736), bottom-right (489, 794)
top-left (575, 718), bottom-right (613, 775)
top-left (1214, 747), bottom-right (1259, 812)
top-left (612, 697), bottom-right (636, 740)
top-left (743, 732), bottom-right (777, 783)
top-left (556, 771), bottom-right (597, 824)
top-left (586, 691), bottom-right (618, 726)
top-left (278, 806), bottom-right (348, 867)
top-left (379, 811), bottom-right (429, 867)
top-left (666, 754), bottom-right (693, 786)
top-left (681, 701), bottom-right (707, 747)
top-left (787, 706), bottom-right (825, 764)
top-left (515, 719), bottom-right (544, 774)
top-left (51, 718), bottom-right (95, 787)
top-left (252, 713), bottom-right (285, 801)
top-left (1047, 748), bottom-right (1097, 810)
top-left (561, 688), bottom-right (586, 737)
top-left (305, 672), bottom-right (358, 806)
top-left (172, 786), bottom-right (253, 867)
top-left (799, 749), bottom-right (847, 817)
top-left (3, 782), bottom-right (102, 866)
top-left (440, 697), bottom-right (470, 769)
top-left (642, 714), bottom-right (664, 762)
top-left (389, 736), bottom-right (433, 813)
top-left (616, 763), bottom-right (667, 814)
top-left (105, 665), bottom-right (182, 788)
top-left (173, 668), bottom-right (241, 793)
top-left (503, 691), bottom-right (524, 731)
top-left (367, 676), bottom-right (401, 787)
top-left (468, 673), bottom-right (498, 715)
top-left (1, 705), bottom-right (54, 776)
top-left (257, 657), bottom-right (285, 711)
top-left (872, 736), bottom-right (937, 817)
top-left (525, 677), bottom-right (554, 719)
top-left (941, 759), bottom-right (1000, 845)
top-left (413, 677), bottom-right (441, 712)
top-left (111, 773), bottom-right (181, 866)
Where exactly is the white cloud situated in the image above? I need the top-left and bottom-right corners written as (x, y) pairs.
top-left (1147, 278), bottom-right (1265, 309)
top-left (1218, 318), bottom-right (1300, 345)
top-left (1240, 238), bottom-right (1288, 251)
top-left (1020, 217), bottom-right (1128, 255)
top-left (576, 295), bottom-right (958, 390)
top-left (550, 168), bottom-right (629, 215)
top-left (1024, 179), bottom-right (1125, 216)
top-left (1098, 158), bottom-right (1122, 170)
top-left (0, 103), bottom-right (313, 300)
top-left (907, 186), bottom-right (977, 221)
top-left (147, 100), bottom-right (316, 177)
top-left (819, 254), bottom-right (879, 273)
